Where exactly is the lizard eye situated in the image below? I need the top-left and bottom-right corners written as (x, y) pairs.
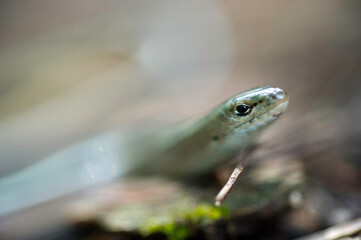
top-left (235, 104), bottom-right (252, 116)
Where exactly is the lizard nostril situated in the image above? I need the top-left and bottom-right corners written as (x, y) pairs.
top-left (274, 88), bottom-right (286, 100)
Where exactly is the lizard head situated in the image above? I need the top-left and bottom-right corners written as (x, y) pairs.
top-left (223, 86), bottom-right (289, 133)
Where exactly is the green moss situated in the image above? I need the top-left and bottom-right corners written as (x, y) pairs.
top-left (143, 204), bottom-right (229, 240)
top-left (100, 170), bottom-right (304, 239)
top-left (184, 204), bottom-right (229, 223)
top-left (146, 223), bottom-right (191, 240)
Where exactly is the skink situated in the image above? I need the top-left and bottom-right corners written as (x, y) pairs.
top-left (0, 86), bottom-right (288, 215)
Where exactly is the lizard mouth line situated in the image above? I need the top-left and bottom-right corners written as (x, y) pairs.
top-left (273, 112), bottom-right (283, 118)
top-left (256, 99), bottom-right (289, 120)
top-left (236, 99), bottom-right (289, 129)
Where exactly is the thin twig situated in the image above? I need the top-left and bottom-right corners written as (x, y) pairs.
top-left (296, 218), bottom-right (361, 240)
top-left (214, 146), bottom-right (255, 207)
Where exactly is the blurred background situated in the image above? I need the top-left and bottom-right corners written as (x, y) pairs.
top-left (0, 0), bottom-right (361, 239)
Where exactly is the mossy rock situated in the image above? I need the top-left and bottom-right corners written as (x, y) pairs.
top-left (70, 159), bottom-right (303, 240)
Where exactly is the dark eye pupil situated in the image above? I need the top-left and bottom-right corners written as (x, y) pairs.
top-left (236, 104), bottom-right (251, 116)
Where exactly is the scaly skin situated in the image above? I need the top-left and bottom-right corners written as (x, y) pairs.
top-left (130, 86), bottom-right (289, 177)
top-left (0, 86), bottom-right (288, 215)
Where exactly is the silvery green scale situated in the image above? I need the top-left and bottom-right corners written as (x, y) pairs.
top-left (0, 86), bottom-right (288, 215)
top-left (130, 86), bottom-right (289, 177)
